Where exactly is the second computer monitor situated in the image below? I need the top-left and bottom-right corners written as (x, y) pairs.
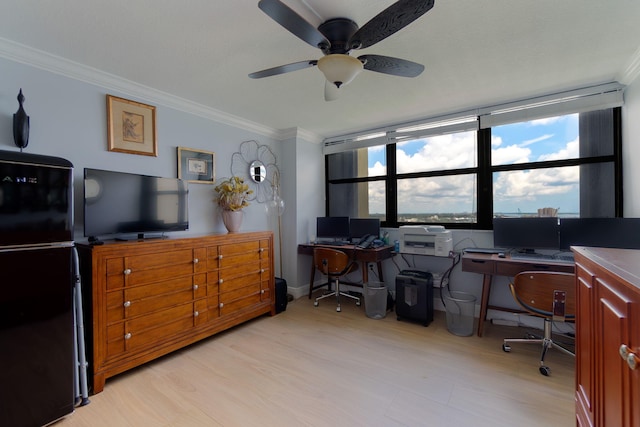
top-left (493, 217), bottom-right (559, 251)
top-left (350, 218), bottom-right (381, 241)
top-left (559, 217), bottom-right (640, 250)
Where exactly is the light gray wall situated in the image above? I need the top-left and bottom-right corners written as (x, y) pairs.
top-left (623, 77), bottom-right (640, 216)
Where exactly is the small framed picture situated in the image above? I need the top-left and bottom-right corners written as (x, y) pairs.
top-left (106, 95), bottom-right (157, 156)
top-left (178, 147), bottom-right (215, 184)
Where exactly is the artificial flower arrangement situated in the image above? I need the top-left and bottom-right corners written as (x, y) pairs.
top-left (214, 176), bottom-right (253, 211)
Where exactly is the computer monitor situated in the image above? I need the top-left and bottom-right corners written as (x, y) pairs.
top-left (559, 218), bottom-right (640, 250)
top-left (493, 217), bottom-right (559, 252)
top-left (349, 218), bottom-right (380, 241)
top-left (316, 216), bottom-right (350, 242)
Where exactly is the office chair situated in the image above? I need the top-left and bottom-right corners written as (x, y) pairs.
top-left (502, 271), bottom-right (576, 376)
top-left (312, 247), bottom-right (361, 312)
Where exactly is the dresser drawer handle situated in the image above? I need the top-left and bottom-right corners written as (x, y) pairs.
top-left (123, 268), bottom-right (132, 275)
top-left (219, 279), bottom-right (223, 284)
top-left (124, 333), bottom-right (132, 340)
top-left (261, 289), bottom-right (265, 294)
top-left (193, 284), bottom-right (199, 290)
top-left (123, 300), bottom-right (131, 308)
top-left (193, 258), bottom-right (199, 264)
top-left (260, 268), bottom-right (265, 273)
top-left (259, 248), bottom-right (264, 253)
top-left (621, 345), bottom-right (639, 370)
top-left (218, 254), bottom-right (223, 260)
top-left (219, 302), bottom-right (224, 308)
top-left (620, 344), bottom-right (630, 359)
top-left (628, 353), bottom-right (639, 371)
top-left (194, 310), bottom-right (199, 317)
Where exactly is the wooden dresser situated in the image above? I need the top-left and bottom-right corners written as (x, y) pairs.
top-left (77, 231), bottom-right (274, 394)
top-left (573, 246), bottom-right (640, 427)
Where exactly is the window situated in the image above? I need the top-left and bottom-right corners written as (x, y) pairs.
top-left (324, 84), bottom-right (623, 229)
top-left (490, 109), bottom-right (618, 222)
top-left (326, 147), bottom-right (386, 221)
top-left (396, 131), bottom-right (477, 223)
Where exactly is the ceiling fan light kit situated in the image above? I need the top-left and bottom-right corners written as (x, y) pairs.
top-left (251, 0), bottom-right (435, 101)
top-left (317, 54), bottom-right (363, 88)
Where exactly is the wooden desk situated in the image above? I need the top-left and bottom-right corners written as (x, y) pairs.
top-left (461, 252), bottom-right (575, 337)
top-left (298, 243), bottom-right (394, 298)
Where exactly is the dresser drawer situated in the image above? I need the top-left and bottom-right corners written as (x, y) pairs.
top-left (106, 303), bottom-right (197, 357)
top-left (106, 275), bottom-right (203, 322)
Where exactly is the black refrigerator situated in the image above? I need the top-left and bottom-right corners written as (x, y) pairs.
top-left (0, 151), bottom-right (75, 427)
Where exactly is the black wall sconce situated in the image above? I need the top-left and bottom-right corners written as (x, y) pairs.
top-left (13, 88), bottom-right (30, 151)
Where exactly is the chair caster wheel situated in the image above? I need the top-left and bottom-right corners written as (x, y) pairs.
top-left (502, 343), bottom-right (511, 352)
top-left (313, 301), bottom-right (319, 307)
top-left (539, 366), bottom-right (551, 376)
top-left (336, 306), bottom-right (341, 312)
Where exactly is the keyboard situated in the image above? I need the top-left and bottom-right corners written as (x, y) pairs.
top-left (510, 252), bottom-right (575, 263)
top-left (316, 240), bottom-right (351, 246)
top-left (464, 247), bottom-right (506, 254)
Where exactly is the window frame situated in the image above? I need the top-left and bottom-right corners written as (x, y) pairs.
top-left (325, 107), bottom-right (622, 230)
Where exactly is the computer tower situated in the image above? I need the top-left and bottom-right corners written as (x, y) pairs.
top-left (395, 270), bottom-right (434, 326)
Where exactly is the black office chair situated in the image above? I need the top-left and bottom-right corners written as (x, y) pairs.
top-left (312, 247), bottom-right (361, 312)
top-left (502, 271), bottom-right (576, 376)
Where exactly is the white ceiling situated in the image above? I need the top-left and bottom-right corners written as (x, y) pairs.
top-left (1, 0), bottom-right (639, 140)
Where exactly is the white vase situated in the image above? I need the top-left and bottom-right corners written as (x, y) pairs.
top-left (222, 210), bottom-right (243, 233)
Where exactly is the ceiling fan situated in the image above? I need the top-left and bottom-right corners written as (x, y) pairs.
top-left (249, 0), bottom-right (435, 101)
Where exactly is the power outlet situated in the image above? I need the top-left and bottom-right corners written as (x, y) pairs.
top-left (432, 272), bottom-right (443, 287)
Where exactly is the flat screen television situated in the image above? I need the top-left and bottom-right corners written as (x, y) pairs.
top-left (493, 217), bottom-right (559, 252)
top-left (84, 168), bottom-right (189, 240)
top-left (316, 216), bottom-right (350, 243)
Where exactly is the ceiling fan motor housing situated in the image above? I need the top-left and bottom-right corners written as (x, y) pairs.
top-left (317, 18), bottom-right (360, 54)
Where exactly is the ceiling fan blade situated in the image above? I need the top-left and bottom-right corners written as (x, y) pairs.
top-left (349, 0), bottom-right (435, 50)
top-left (359, 54), bottom-right (424, 77)
top-left (249, 60), bottom-right (318, 79)
top-left (324, 81), bottom-right (341, 102)
top-left (258, 0), bottom-right (330, 49)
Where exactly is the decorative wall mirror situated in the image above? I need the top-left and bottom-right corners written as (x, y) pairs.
top-left (249, 160), bottom-right (267, 183)
top-left (231, 140), bottom-right (278, 203)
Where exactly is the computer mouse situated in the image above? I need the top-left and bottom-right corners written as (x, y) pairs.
top-left (498, 252), bottom-right (506, 258)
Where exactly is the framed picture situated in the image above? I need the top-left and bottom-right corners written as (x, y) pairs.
top-left (106, 94), bottom-right (157, 156)
top-left (178, 147), bottom-right (215, 184)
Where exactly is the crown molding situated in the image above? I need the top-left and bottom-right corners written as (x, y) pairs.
top-left (279, 127), bottom-right (323, 144)
top-left (0, 37), bottom-right (313, 141)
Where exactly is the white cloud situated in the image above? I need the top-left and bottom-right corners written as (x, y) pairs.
top-left (396, 132), bottom-right (476, 174)
top-left (538, 136), bottom-right (579, 161)
top-left (492, 144), bottom-right (531, 165)
top-left (522, 133), bottom-right (553, 147)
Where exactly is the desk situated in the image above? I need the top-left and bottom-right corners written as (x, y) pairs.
top-left (461, 252), bottom-right (575, 337)
top-left (298, 243), bottom-right (394, 298)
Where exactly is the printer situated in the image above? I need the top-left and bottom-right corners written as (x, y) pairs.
top-left (398, 225), bottom-right (453, 257)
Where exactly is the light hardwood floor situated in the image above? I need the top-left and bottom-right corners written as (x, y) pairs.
top-left (57, 295), bottom-right (575, 427)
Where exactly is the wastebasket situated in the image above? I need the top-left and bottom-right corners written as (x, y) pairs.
top-left (444, 291), bottom-right (476, 336)
top-left (363, 282), bottom-right (387, 319)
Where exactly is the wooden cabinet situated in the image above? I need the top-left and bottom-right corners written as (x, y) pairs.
top-left (573, 247), bottom-right (640, 427)
top-left (78, 232), bottom-right (274, 394)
